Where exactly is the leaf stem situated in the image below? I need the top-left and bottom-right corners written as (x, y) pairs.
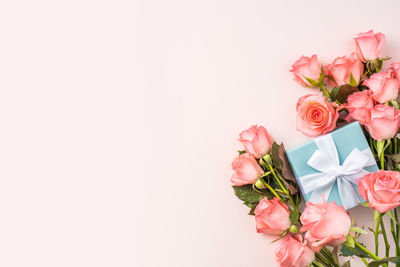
top-left (315, 252), bottom-right (331, 266)
top-left (375, 213), bottom-right (383, 256)
top-left (268, 164), bottom-right (296, 207)
top-left (380, 217), bottom-right (390, 257)
top-left (260, 178), bottom-right (283, 202)
top-left (355, 241), bottom-right (380, 261)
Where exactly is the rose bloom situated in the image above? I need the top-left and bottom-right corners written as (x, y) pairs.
top-left (290, 55), bottom-right (321, 87)
top-left (364, 104), bottom-right (400, 141)
top-left (254, 197), bottom-right (291, 235)
top-left (354, 30), bottom-right (385, 62)
top-left (275, 234), bottom-right (315, 267)
top-left (230, 153), bottom-right (263, 186)
top-left (363, 70), bottom-right (399, 104)
top-left (239, 125), bottom-right (273, 158)
top-left (300, 198), bottom-right (351, 252)
top-left (296, 94), bottom-right (339, 137)
top-left (391, 63), bottom-right (400, 83)
top-left (324, 53), bottom-right (364, 86)
top-left (358, 170), bottom-right (400, 213)
top-left (342, 90), bottom-right (374, 125)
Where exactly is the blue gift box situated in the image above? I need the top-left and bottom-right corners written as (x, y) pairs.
top-left (286, 122), bottom-right (379, 210)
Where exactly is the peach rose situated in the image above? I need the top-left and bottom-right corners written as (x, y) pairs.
top-left (290, 55), bottom-right (322, 87)
top-left (391, 62), bottom-right (400, 83)
top-left (300, 198), bottom-right (351, 252)
top-left (363, 70), bottom-right (399, 104)
top-left (342, 90), bottom-right (374, 125)
top-left (296, 94), bottom-right (339, 137)
top-left (364, 104), bottom-right (400, 141)
top-left (230, 153), bottom-right (264, 186)
top-left (358, 170), bottom-right (400, 213)
top-left (254, 197), bottom-right (291, 235)
top-left (239, 125), bottom-right (273, 158)
top-left (275, 234), bottom-right (315, 267)
top-left (354, 30), bottom-right (385, 62)
top-left (324, 53), bottom-right (364, 86)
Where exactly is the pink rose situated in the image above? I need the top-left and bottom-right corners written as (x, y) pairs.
top-left (275, 234), bottom-right (315, 267)
top-left (325, 53), bottom-right (364, 86)
top-left (290, 55), bottom-right (322, 87)
top-left (364, 104), bottom-right (400, 141)
top-left (239, 125), bottom-right (273, 158)
top-left (300, 198), bottom-right (351, 252)
top-left (296, 94), bottom-right (339, 137)
top-left (391, 63), bottom-right (400, 83)
top-left (354, 30), bottom-right (385, 62)
top-left (230, 153), bottom-right (264, 186)
top-left (342, 90), bottom-right (374, 125)
top-left (363, 70), bottom-right (399, 103)
top-left (358, 170), bottom-right (400, 213)
top-left (254, 197), bottom-right (291, 235)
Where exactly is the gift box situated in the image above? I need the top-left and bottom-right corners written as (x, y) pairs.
top-left (286, 122), bottom-right (379, 210)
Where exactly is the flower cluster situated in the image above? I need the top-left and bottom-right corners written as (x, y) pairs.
top-left (230, 30), bottom-right (400, 267)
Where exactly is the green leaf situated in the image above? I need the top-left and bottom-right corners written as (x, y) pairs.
top-left (341, 244), bottom-right (371, 258)
top-left (331, 84), bottom-right (358, 103)
top-left (289, 207), bottom-right (299, 224)
top-left (233, 185), bottom-right (265, 214)
top-left (349, 73), bottom-right (358, 87)
top-left (238, 150), bottom-right (246, 155)
top-left (271, 142), bottom-right (283, 170)
top-left (342, 260), bottom-right (351, 267)
top-left (319, 66), bottom-right (324, 82)
top-left (349, 226), bottom-right (367, 235)
top-left (305, 77), bottom-right (320, 87)
top-left (343, 234), bottom-right (355, 248)
top-left (368, 257), bottom-right (400, 267)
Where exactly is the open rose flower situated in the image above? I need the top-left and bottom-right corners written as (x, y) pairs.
top-left (358, 170), bottom-right (400, 213)
top-left (300, 197), bottom-right (351, 252)
top-left (296, 94), bottom-right (339, 137)
top-left (363, 70), bottom-right (399, 104)
top-left (254, 197), bottom-right (291, 235)
top-left (324, 53), bottom-right (364, 86)
top-left (391, 62), bottom-right (400, 83)
top-left (364, 104), bottom-right (400, 140)
top-left (290, 55), bottom-right (322, 87)
top-left (275, 234), bottom-right (315, 267)
top-left (354, 30), bottom-right (385, 62)
top-left (341, 90), bottom-right (374, 125)
top-left (230, 153), bottom-right (263, 186)
top-left (239, 125), bottom-right (273, 158)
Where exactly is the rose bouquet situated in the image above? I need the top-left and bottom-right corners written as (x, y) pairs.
top-left (230, 30), bottom-right (400, 267)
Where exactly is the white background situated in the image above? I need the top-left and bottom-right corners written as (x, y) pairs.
top-left (1, 0), bottom-right (400, 266)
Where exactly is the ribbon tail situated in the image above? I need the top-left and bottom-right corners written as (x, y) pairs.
top-left (309, 175), bottom-right (336, 204)
top-left (337, 177), bottom-right (360, 210)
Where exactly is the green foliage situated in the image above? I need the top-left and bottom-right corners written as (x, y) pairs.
top-left (341, 244), bottom-right (371, 258)
top-left (289, 207), bottom-right (299, 224)
top-left (368, 257), bottom-right (400, 267)
top-left (238, 150), bottom-right (246, 155)
top-left (330, 84), bottom-right (358, 103)
top-left (232, 185), bottom-right (265, 215)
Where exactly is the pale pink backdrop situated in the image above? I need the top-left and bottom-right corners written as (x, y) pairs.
top-left (0, 0), bottom-right (399, 266)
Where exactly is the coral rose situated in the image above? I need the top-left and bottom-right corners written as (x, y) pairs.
top-left (254, 197), bottom-right (291, 235)
top-left (342, 90), bottom-right (374, 125)
top-left (239, 125), bottom-right (273, 158)
top-left (358, 170), bottom-right (400, 213)
top-left (364, 104), bottom-right (400, 141)
top-left (391, 62), bottom-right (400, 83)
top-left (324, 53), bottom-right (364, 86)
top-left (363, 70), bottom-right (399, 104)
top-left (230, 153), bottom-right (263, 186)
top-left (354, 30), bottom-right (385, 62)
top-left (300, 197), bottom-right (351, 252)
top-left (275, 234), bottom-right (315, 267)
top-left (296, 94), bottom-right (339, 137)
top-left (290, 55), bottom-right (321, 87)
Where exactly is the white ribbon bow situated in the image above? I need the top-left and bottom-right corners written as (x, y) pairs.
top-left (299, 134), bottom-right (376, 210)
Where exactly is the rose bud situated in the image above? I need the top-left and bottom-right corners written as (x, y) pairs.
top-left (296, 94), bottom-right (339, 137)
top-left (300, 197), bottom-right (351, 252)
top-left (238, 125), bottom-right (273, 158)
top-left (364, 104), bottom-right (400, 141)
top-left (358, 170), bottom-right (400, 213)
top-left (324, 53), bottom-right (364, 86)
top-left (254, 197), bottom-right (291, 235)
top-left (363, 70), bottom-right (399, 104)
top-left (341, 90), bottom-right (374, 125)
top-left (354, 30), bottom-right (385, 62)
top-left (290, 55), bottom-right (322, 87)
top-left (275, 234), bottom-right (315, 267)
top-left (230, 153), bottom-right (263, 186)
